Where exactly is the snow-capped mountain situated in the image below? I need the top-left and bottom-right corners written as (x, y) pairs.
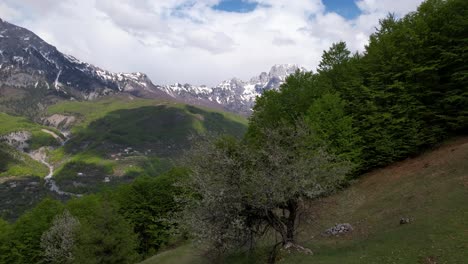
top-left (157, 64), bottom-right (306, 114)
top-left (0, 18), bottom-right (305, 114)
top-left (0, 18), bottom-right (169, 101)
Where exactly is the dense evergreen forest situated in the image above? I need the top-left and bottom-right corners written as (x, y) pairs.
top-left (0, 0), bottom-right (466, 263)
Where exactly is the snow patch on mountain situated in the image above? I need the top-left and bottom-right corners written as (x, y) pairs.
top-left (157, 64), bottom-right (306, 114)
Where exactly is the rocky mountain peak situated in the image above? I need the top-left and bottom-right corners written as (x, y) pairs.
top-left (160, 64), bottom-right (308, 115)
top-left (268, 64), bottom-right (305, 79)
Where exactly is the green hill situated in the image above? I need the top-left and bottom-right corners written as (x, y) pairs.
top-left (48, 97), bottom-right (246, 156)
top-left (46, 96), bottom-right (247, 194)
top-left (141, 137), bottom-right (468, 264)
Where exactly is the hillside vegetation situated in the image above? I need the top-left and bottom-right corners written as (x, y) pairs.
top-left (46, 96), bottom-right (247, 194)
top-left (48, 97), bottom-right (246, 155)
top-left (0, 112), bottom-right (60, 178)
top-left (141, 137), bottom-right (468, 264)
top-left (248, 0), bottom-right (467, 174)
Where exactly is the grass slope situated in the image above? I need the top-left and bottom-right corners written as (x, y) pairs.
top-left (142, 137), bottom-right (468, 264)
top-left (46, 96), bottom-right (248, 193)
top-left (0, 112), bottom-right (61, 178)
top-left (0, 112), bottom-right (39, 135)
top-left (47, 96), bottom-right (247, 129)
top-left (48, 97), bottom-right (246, 153)
top-left (0, 143), bottom-right (48, 178)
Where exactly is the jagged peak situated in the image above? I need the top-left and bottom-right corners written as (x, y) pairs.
top-left (270, 63), bottom-right (299, 69)
top-left (269, 63), bottom-right (304, 75)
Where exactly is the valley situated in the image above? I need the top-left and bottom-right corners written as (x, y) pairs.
top-left (0, 0), bottom-right (467, 263)
top-left (0, 96), bottom-right (247, 219)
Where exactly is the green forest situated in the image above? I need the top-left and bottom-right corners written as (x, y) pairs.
top-left (0, 0), bottom-right (467, 263)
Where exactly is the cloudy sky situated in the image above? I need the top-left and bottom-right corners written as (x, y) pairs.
top-left (0, 0), bottom-right (424, 86)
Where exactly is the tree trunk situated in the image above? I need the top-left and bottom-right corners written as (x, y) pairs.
top-left (285, 199), bottom-right (298, 244)
top-left (267, 199), bottom-right (301, 264)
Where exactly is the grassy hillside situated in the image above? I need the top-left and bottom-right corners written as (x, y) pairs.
top-left (0, 112), bottom-right (61, 178)
top-left (0, 112), bottom-right (39, 135)
top-left (46, 96), bottom-right (248, 194)
top-left (142, 137), bottom-right (468, 264)
top-left (0, 144), bottom-right (48, 178)
top-left (48, 97), bottom-right (246, 152)
top-left (47, 96), bottom-right (247, 129)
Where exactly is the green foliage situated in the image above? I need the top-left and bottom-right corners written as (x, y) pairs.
top-left (66, 195), bottom-right (140, 264)
top-left (55, 160), bottom-right (113, 182)
top-left (184, 121), bottom-right (350, 258)
top-left (247, 71), bottom-right (325, 144)
top-left (317, 41), bottom-right (350, 73)
top-left (0, 218), bottom-right (12, 262)
top-left (248, 0), bottom-right (468, 173)
top-left (52, 160), bottom-right (113, 193)
top-left (306, 93), bottom-right (362, 165)
top-left (40, 210), bottom-right (80, 264)
top-left (29, 131), bottom-right (61, 150)
top-left (114, 168), bottom-right (189, 256)
top-left (137, 157), bottom-right (173, 177)
top-left (267, 137), bottom-right (468, 264)
top-left (1, 198), bottom-right (64, 264)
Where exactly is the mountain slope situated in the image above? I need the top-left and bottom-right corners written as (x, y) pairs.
top-left (0, 18), bottom-right (171, 102)
top-left (141, 137), bottom-right (468, 264)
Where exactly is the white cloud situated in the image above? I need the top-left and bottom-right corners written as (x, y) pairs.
top-left (1, 0), bottom-right (424, 86)
top-left (356, 0), bottom-right (423, 16)
top-left (0, 2), bottom-right (20, 21)
top-left (272, 37), bottom-right (296, 46)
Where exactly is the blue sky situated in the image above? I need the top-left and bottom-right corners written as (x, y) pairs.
top-left (213, 0), bottom-right (259, 13)
top-left (322, 0), bottom-right (361, 19)
top-left (213, 0), bottom-right (361, 19)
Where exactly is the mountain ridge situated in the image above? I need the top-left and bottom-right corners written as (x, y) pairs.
top-left (0, 18), bottom-right (305, 114)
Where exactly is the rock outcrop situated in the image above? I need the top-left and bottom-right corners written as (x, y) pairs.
top-left (0, 131), bottom-right (31, 151)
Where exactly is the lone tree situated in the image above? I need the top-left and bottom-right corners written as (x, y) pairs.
top-left (183, 120), bottom-right (350, 261)
top-left (40, 210), bottom-right (80, 264)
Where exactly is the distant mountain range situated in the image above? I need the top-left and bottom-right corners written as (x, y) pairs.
top-left (156, 63), bottom-right (305, 114)
top-left (0, 18), bottom-right (305, 114)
